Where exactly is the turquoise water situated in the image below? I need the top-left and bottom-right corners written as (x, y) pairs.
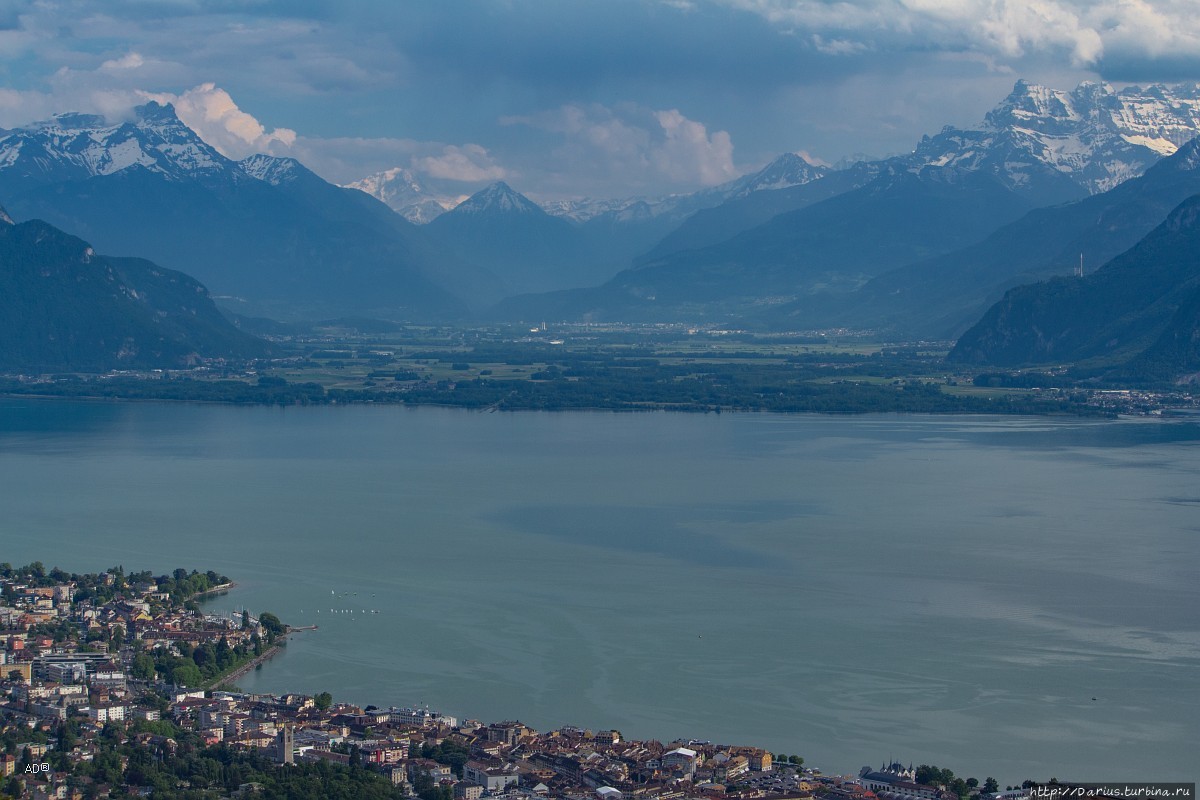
top-left (1, 400), bottom-right (1197, 782)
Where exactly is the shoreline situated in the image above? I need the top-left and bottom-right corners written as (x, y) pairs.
top-left (212, 635), bottom-right (287, 688)
top-left (194, 582), bottom-right (314, 689)
top-left (0, 389), bottom-right (1120, 417)
top-left (190, 581), bottom-right (236, 599)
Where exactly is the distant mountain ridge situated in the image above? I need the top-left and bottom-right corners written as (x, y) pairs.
top-left (425, 182), bottom-right (591, 296)
top-left (498, 79), bottom-right (1200, 325)
top-left (540, 151), bottom-right (829, 223)
top-left (0, 103), bottom-right (493, 318)
top-left (0, 103), bottom-right (233, 185)
top-left (915, 80), bottom-right (1200, 196)
top-left (8, 80), bottom-right (1200, 327)
top-left (343, 167), bottom-right (454, 223)
top-left (777, 135), bottom-right (1200, 338)
top-left (399, 155), bottom-right (832, 304)
top-left (0, 209), bottom-right (267, 370)
top-left (451, 180), bottom-right (545, 216)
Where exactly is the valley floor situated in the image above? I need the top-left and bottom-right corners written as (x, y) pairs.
top-left (4, 323), bottom-right (1198, 416)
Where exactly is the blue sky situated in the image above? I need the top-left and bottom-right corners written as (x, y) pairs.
top-left (3, 0), bottom-right (1200, 199)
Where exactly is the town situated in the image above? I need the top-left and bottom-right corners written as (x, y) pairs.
top-left (1, 563), bottom-right (1022, 799)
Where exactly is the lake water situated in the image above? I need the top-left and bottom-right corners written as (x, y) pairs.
top-left (1, 400), bottom-right (1197, 782)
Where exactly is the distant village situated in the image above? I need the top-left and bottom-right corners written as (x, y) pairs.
top-left (1, 564), bottom-right (1027, 800)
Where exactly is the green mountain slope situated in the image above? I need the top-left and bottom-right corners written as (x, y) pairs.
top-left (949, 194), bottom-right (1200, 375)
top-left (0, 213), bottom-right (268, 370)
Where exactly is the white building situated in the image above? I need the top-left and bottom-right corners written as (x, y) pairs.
top-left (88, 703), bottom-right (128, 724)
top-left (662, 747), bottom-right (698, 776)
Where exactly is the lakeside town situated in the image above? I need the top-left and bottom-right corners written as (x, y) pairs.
top-left (1, 563), bottom-right (1044, 799)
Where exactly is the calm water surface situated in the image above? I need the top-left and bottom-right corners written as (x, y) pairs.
top-left (1, 400), bottom-right (1197, 782)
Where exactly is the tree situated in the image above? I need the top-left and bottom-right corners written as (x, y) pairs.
top-left (984, 778), bottom-right (1000, 794)
top-left (215, 637), bottom-right (233, 670)
top-left (172, 663), bottom-right (203, 687)
top-left (241, 610), bottom-right (251, 630)
top-left (258, 612), bottom-right (285, 638)
top-left (314, 692), bottom-right (333, 711)
top-left (917, 766), bottom-right (955, 787)
top-left (192, 643), bottom-right (216, 668)
top-left (131, 653), bottom-right (156, 681)
top-left (788, 755), bottom-right (804, 766)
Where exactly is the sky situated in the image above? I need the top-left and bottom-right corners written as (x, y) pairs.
top-left (2, 0), bottom-right (1200, 201)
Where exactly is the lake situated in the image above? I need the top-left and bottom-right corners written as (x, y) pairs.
top-left (1, 400), bottom-right (1197, 782)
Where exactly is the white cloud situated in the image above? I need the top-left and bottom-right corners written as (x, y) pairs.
top-left (100, 51), bottom-right (144, 71)
top-left (502, 103), bottom-right (737, 194)
top-left (810, 35), bottom-right (869, 56)
top-left (141, 83), bottom-right (296, 159)
top-left (719, 0), bottom-right (1200, 69)
top-left (412, 144), bottom-right (509, 182)
top-left (653, 109), bottom-right (737, 184)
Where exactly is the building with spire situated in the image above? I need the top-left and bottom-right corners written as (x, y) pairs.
top-left (859, 762), bottom-right (949, 800)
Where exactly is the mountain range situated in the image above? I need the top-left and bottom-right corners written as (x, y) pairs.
top-left (343, 168), bottom-right (456, 224)
top-left (0, 103), bottom-right (490, 319)
top-left (5, 79), bottom-right (1200, 381)
top-left (496, 80), bottom-right (1200, 325)
top-left (354, 152), bottom-right (830, 298)
top-left (777, 135), bottom-right (1200, 338)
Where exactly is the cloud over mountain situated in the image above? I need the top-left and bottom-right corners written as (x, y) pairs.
top-left (142, 83), bottom-right (297, 160)
top-left (2, 1), bottom-right (1200, 198)
top-left (501, 103), bottom-right (737, 196)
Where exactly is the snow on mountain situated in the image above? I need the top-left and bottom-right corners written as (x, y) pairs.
top-left (915, 80), bottom-right (1200, 194)
top-left (543, 152), bottom-right (828, 223)
top-left (541, 82), bottom-right (1200, 226)
top-left (0, 102), bottom-right (234, 185)
top-left (238, 153), bottom-right (306, 185)
top-left (451, 181), bottom-right (545, 216)
top-left (540, 196), bottom-right (659, 223)
top-left (344, 167), bottom-right (454, 223)
top-left (723, 151), bottom-right (828, 198)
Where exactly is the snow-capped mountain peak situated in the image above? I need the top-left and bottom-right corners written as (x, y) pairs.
top-left (0, 101), bottom-right (234, 186)
top-left (343, 167), bottom-right (454, 223)
top-left (454, 181), bottom-right (544, 216)
top-left (349, 166), bottom-right (424, 198)
top-left (542, 152), bottom-right (827, 224)
top-left (239, 154), bottom-right (306, 186)
top-left (724, 152), bottom-right (828, 199)
top-left (985, 79), bottom-right (1082, 129)
top-left (922, 79), bottom-right (1200, 195)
